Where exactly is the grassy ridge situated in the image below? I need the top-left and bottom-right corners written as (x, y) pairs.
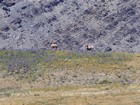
top-left (0, 50), bottom-right (136, 80)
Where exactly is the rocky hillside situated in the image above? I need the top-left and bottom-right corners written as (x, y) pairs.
top-left (0, 0), bottom-right (140, 52)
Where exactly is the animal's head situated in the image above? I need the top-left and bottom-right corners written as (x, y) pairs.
top-left (85, 44), bottom-right (89, 48)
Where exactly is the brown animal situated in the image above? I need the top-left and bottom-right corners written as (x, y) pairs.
top-left (50, 42), bottom-right (57, 49)
top-left (85, 44), bottom-right (94, 50)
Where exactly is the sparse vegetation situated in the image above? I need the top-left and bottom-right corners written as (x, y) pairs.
top-left (99, 79), bottom-right (112, 84)
top-left (0, 50), bottom-right (134, 80)
top-left (0, 50), bottom-right (137, 84)
top-left (0, 50), bottom-right (140, 105)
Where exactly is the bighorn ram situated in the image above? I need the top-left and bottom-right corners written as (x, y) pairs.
top-left (50, 42), bottom-right (57, 49)
top-left (85, 44), bottom-right (94, 50)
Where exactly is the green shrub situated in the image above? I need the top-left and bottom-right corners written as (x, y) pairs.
top-left (99, 80), bottom-right (112, 84)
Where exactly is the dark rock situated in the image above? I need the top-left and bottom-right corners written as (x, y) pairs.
top-left (126, 37), bottom-right (136, 43)
top-left (1, 26), bottom-right (10, 32)
top-left (11, 18), bottom-right (22, 24)
top-left (2, 7), bottom-right (10, 12)
top-left (0, 0), bottom-right (3, 3)
top-left (0, 33), bottom-right (9, 40)
top-left (48, 16), bottom-right (57, 23)
top-left (21, 6), bottom-right (27, 9)
top-left (105, 47), bottom-right (112, 52)
top-left (2, 1), bottom-right (15, 7)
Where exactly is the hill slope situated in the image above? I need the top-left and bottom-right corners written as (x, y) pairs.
top-left (0, 0), bottom-right (140, 52)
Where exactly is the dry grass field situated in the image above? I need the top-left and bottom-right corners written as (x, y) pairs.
top-left (0, 50), bottom-right (140, 105)
top-left (0, 84), bottom-right (140, 105)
